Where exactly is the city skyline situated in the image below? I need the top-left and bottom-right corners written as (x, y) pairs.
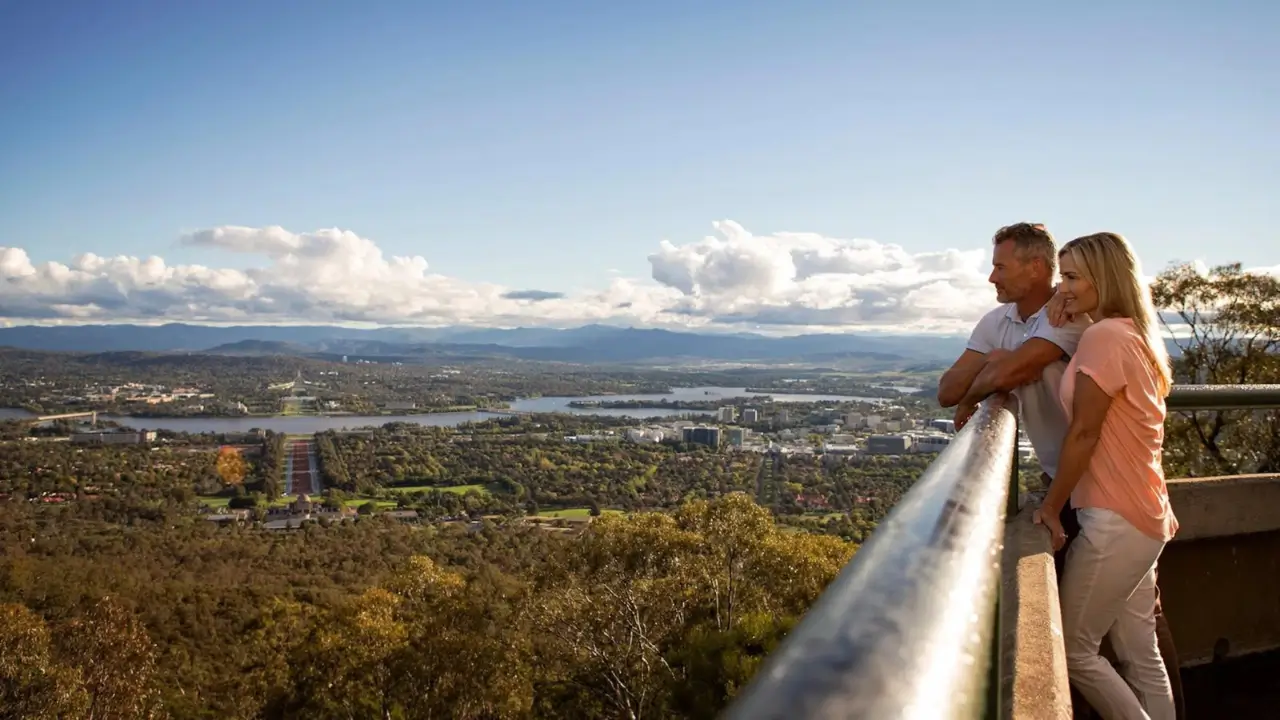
top-left (2, 1), bottom-right (1277, 332)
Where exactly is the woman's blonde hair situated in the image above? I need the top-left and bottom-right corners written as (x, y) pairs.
top-left (1060, 232), bottom-right (1173, 396)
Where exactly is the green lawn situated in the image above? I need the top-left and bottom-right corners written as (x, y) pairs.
top-left (535, 507), bottom-right (623, 520)
top-left (199, 495), bottom-right (292, 509)
top-left (384, 484), bottom-right (489, 496)
top-left (343, 498), bottom-right (400, 510)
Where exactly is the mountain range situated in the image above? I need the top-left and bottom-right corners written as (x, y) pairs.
top-left (0, 323), bottom-right (967, 367)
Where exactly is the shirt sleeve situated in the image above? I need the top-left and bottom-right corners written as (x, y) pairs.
top-left (1029, 314), bottom-right (1091, 358)
top-left (1073, 322), bottom-right (1128, 397)
top-left (965, 309), bottom-right (1002, 354)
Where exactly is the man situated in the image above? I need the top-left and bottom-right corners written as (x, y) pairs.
top-left (938, 222), bottom-right (1088, 480)
top-left (940, 222), bottom-right (1185, 719)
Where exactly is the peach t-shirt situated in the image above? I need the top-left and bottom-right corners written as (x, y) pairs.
top-left (1059, 318), bottom-right (1179, 542)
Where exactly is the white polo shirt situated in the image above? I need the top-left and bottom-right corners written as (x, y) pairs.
top-left (966, 304), bottom-right (1090, 478)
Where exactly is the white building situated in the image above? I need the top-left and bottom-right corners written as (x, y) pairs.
top-left (626, 428), bottom-right (665, 443)
top-left (928, 419), bottom-right (957, 434)
top-left (718, 406), bottom-right (737, 423)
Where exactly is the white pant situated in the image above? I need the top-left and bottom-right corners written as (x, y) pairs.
top-left (1060, 508), bottom-right (1175, 720)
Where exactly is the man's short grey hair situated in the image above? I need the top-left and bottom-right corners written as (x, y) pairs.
top-left (993, 222), bottom-right (1057, 274)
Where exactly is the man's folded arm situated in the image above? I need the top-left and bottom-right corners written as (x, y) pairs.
top-left (959, 338), bottom-right (1067, 405)
top-left (938, 349), bottom-right (990, 408)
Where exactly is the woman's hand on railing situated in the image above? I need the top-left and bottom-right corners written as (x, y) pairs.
top-left (1033, 504), bottom-right (1068, 551)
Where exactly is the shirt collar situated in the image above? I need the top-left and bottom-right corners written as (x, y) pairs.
top-left (1004, 303), bottom-right (1046, 325)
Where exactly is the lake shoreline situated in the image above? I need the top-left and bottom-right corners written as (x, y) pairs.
top-left (1, 386), bottom-right (885, 434)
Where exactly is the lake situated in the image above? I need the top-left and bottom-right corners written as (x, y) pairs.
top-left (0, 386), bottom-right (891, 434)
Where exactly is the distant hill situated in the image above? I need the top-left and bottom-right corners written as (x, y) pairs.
top-left (205, 339), bottom-right (311, 356)
top-left (0, 322), bottom-right (968, 366)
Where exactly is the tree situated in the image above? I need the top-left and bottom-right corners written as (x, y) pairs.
top-left (216, 446), bottom-right (248, 486)
top-left (1152, 263), bottom-right (1280, 475)
top-left (58, 597), bottom-right (162, 719)
top-left (236, 599), bottom-right (318, 719)
top-left (534, 514), bottom-right (699, 720)
top-left (323, 488), bottom-right (347, 510)
top-left (276, 558), bottom-right (533, 719)
top-left (533, 494), bottom-right (854, 719)
top-left (0, 604), bottom-right (87, 720)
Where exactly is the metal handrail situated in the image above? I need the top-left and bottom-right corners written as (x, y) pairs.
top-left (724, 394), bottom-right (1019, 720)
top-left (1167, 384), bottom-right (1280, 411)
top-left (723, 383), bottom-right (1279, 720)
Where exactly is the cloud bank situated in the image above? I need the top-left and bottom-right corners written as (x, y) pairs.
top-left (2, 220), bottom-right (1004, 333)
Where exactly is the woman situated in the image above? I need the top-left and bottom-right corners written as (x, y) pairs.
top-left (1034, 232), bottom-right (1178, 720)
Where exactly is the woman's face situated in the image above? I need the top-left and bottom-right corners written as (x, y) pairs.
top-left (1058, 252), bottom-right (1099, 315)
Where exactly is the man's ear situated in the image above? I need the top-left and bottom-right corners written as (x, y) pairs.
top-left (1035, 257), bottom-right (1055, 282)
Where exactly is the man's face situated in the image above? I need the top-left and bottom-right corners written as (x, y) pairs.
top-left (988, 241), bottom-right (1039, 303)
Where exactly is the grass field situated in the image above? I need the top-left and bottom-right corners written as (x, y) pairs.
top-left (198, 496), bottom-right (304, 509)
top-left (384, 484), bottom-right (489, 495)
top-left (535, 507), bottom-right (623, 520)
top-left (344, 498), bottom-right (399, 510)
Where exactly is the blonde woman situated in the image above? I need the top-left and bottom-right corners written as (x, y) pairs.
top-left (1034, 232), bottom-right (1178, 719)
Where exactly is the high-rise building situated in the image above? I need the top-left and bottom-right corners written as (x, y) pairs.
top-left (775, 409), bottom-right (790, 424)
top-left (683, 426), bottom-right (722, 447)
top-left (727, 427), bottom-right (747, 446)
top-left (742, 408), bottom-right (759, 424)
top-left (718, 406), bottom-right (737, 423)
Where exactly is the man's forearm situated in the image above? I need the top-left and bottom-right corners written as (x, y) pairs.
top-left (938, 362), bottom-right (985, 407)
top-left (959, 345), bottom-right (1057, 407)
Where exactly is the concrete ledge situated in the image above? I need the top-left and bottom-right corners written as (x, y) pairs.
top-left (1166, 474), bottom-right (1280, 541)
top-left (1001, 506), bottom-right (1072, 719)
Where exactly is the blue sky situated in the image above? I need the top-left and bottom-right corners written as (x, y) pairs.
top-left (0, 1), bottom-right (1276, 330)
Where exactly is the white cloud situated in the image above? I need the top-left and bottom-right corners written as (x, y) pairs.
top-left (646, 220), bottom-right (992, 331)
top-left (2, 221), bottom-right (1001, 333)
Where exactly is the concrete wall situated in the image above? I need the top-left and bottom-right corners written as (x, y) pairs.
top-left (1160, 474), bottom-right (1280, 666)
top-left (1000, 507), bottom-right (1073, 719)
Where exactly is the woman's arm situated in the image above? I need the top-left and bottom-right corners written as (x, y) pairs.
top-left (1041, 371), bottom-right (1115, 519)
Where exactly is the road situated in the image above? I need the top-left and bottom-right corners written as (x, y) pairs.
top-left (283, 437), bottom-right (321, 496)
